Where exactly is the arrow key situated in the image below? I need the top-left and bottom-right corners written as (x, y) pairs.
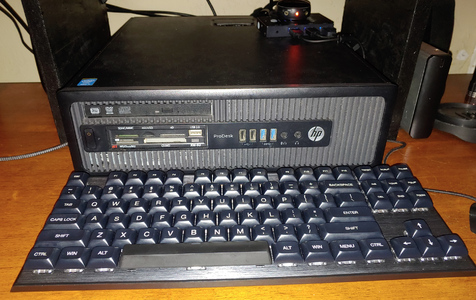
top-left (403, 219), bottom-right (432, 238)
top-left (391, 237), bottom-right (421, 261)
top-left (437, 234), bottom-right (469, 258)
top-left (414, 236), bottom-right (444, 259)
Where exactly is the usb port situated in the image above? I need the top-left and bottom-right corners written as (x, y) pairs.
top-left (239, 129), bottom-right (247, 142)
top-left (189, 129), bottom-right (203, 136)
top-left (249, 129), bottom-right (257, 142)
top-left (260, 129), bottom-right (267, 142)
top-left (270, 128), bottom-right (277, 142)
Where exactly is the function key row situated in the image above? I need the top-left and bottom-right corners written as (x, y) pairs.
top-left (60, 181), bottom-right (362, 201)
top-left (66, 164), bottom-right (415, 187)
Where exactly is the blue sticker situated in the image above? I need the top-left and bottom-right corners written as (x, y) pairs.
top-left (77, 78), bottom-right (98, 86)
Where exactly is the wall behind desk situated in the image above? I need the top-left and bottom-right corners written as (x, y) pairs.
top-left (0, 0), bottom-right (474, 83)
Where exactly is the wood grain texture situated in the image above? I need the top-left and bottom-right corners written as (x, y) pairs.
top-left (1, 76), bottom-right (475, 299)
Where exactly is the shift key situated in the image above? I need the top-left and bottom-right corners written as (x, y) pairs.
top-left (318, 222), bottom-right (383, 241)
top-left (35, 229), bottom-right (90, 248)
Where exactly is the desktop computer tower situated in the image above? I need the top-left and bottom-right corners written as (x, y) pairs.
top-left (57, 16), bottom-right (397, 173)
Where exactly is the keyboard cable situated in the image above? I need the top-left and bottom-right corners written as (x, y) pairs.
top-left (385, 139), bottom-right (476, 203)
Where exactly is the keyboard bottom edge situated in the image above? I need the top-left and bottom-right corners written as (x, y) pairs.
top-left (12, 260), bottom-right (476, 292)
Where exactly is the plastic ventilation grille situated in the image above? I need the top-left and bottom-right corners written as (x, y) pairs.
top-left (72, 97), bottom-right (385, 172)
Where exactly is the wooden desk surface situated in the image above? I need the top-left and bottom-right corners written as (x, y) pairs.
top-left (1, 75), bottom-right (475, 299)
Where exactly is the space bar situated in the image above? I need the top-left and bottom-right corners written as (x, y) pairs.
top-left (119, 241), bottom-right (272, 269)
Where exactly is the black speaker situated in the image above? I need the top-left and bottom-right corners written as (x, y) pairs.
top-left (400, 43), bottom-right (452, 138)
top-left (21, 0), bottom-right (111, 142)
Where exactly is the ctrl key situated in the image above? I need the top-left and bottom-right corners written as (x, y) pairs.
top-left (87, 246), bottom-right (121, 271)
top-left (24, 247), bottom-right (60, 273)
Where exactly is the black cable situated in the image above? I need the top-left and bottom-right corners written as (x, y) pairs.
top-left (383, 139), bottom-right (476, 203)
top-left (0, 5), bottom-right (33, 54)
top-left (338, 34), bottom-right (366, 59)
top-left (0, 0), bottom-right (29, 33)
top-left (0, 143), bottom-right (68, 162)
top-left (383, 140), bottom-right (407, 164)
top-left (106, 4), bottom-right (195, 17)
top-left (206, 0), bottom-right (217, 16)
top-left (426, 188), bottom-right (476, 202)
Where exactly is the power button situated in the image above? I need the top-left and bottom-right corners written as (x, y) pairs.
top-left (83, 128), bottom-right (97, 150)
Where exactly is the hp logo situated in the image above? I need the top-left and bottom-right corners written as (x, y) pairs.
top-left (308, 126), bottom-right (325, 142)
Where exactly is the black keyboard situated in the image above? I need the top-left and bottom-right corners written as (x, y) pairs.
top-left (12, 164), bottom-right (476, 291)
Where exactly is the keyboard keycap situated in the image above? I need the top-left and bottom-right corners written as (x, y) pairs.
top-left (437, 234), bottom-right (469, 257)
top-left (183, 226), bottom-right (206, 243)
top-left (136, 228), bottom-right (160, 244)
top-left (408, 191), bottom-right (433, 208)
top-left (414, 236), bottom-right (444, 259)
top-left (213, 169), bottom-right (230, 183)
top-left (301, 241), bottom-right (333, 264)
top-left (296, 167), bottom-right (316, 182)
top-left (35, 229), bottom-right (91, 248)
top-left (296, 223), bottom-right (320, 242)
top-left (274, 224), bottom-right (297, 242)
top-left (359, 238), bottom-right (393, 261)
top-left (404, 219), bottom-right (432, 238)
top-left (271, 241), bottom-right (303, 265)
top-left (330, 239), bottom-right (364, 262)
top-left (120, 241), bottom-right (272, 268)
top-left (194, 169), bottom-right (212, 184)
top-left (334, 192), bottom-right (367, 207)
top-left (170, 197), bottom-right (190, 213)
top-left (160, 227), bottom-right (182, 243)
top-left (56, 246), bottom-right (90, 270)
top-left (391, 237), bottom-right (421, 260)
top-left (125, 170), bottom-right (147, 186)
top-left (145, 170), bottom-right (166, 185)
top-left (388, 192), bottom-right (413, 209)
top-left (59, 186), bottom-right (83, 200)
top-left (88, 229), bottom-right (114, 247)
top-left (44, 214), bottom-right (84, 230)
top-left (232, 168), bottom-right (249, 183)
top-left (229, 225), bottom-right (251, 242)
top-left (250, 168), bottom-right (268, 183)
top-left (206, 226), bottom-right (228, 242)
top-left (24, 247), bottom-right (60, 270)
top-left (88, 246), bottom-right (121, 269)
top-left (314, 167), bottom-right (335, 181)
top-left (390, 164), bottom-right (414, 179)
top-left (318, 222), bottom-right (383, 241)
top-left (66, 172), bottom-right (89, 187)
top-left (252, 224), bottom-right (274, 244)
top-left (332, 167), bottom-right (354, 180)
top-left (183, 183), bottom-right (201, 199)
top-left (165, 170), bottom-right (184, 185)
top-left (324, 207), bottom-right (375, 223)
top-left (373, 165), bottom-right (394, 180)
top-left (353, 166), bottom-right (376, 181)
top-left (106, 171), bottom-right (128, 186)
top-left (277, 167), bottom-right (297, 182)
top-left (319, 180), bottom-right (360, 195)
top-left (112, 229), bottom-right (137, 247)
